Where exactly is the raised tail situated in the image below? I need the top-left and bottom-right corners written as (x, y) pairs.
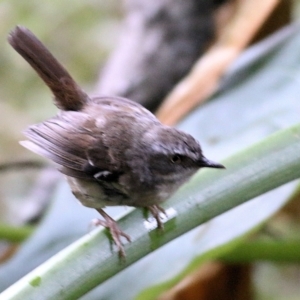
top-left (8, 26), bottom-right (89, 111)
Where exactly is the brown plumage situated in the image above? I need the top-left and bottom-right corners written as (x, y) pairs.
top-left (9, 26), bottom-right (224, 257)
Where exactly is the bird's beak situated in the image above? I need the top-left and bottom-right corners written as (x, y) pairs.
top-left (199, 157), bottom-right (225, 169)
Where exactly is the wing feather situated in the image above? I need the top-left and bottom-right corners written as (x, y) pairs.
top-left (21, 111), bottom-right (95, 173)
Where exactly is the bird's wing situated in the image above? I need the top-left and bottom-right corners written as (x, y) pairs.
top-left (20, 111), bottom-right (115, 180)
top-left (21, 97), bottom-right (146, 182)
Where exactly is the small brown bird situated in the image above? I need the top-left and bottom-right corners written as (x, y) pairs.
top-left (8, 26), bottom-right (224, 256)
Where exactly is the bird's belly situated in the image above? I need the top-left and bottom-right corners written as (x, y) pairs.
top-left (66, 176), bottom-right (178, 209)
top-left (66, 176), bottom-right (126, 208)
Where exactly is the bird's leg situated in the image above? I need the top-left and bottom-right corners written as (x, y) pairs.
top-left (94, 208), bottom-right (131, 257)
top-left (147, 204), bottom-right (167, 230)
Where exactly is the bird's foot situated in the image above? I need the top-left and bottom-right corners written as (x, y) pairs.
top-left (93, 209), bottom-right (131, 258)
top-left (147, 204), bottom-right (167, 230)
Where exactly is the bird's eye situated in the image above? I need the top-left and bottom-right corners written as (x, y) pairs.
top-left (170, 154), bottom-right (182, 164)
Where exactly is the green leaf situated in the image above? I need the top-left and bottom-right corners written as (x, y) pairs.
top-left (0, 224), bottom-right (34, 243)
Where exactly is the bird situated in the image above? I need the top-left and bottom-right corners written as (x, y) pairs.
top-left (8, 26), bottom-right (225, 257)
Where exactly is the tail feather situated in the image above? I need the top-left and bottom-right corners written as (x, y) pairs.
top-left (8, 26), bottom-right (89, 111)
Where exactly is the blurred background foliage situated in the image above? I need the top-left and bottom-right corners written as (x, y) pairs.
top-left (0, 1), bottom-right (300, 300)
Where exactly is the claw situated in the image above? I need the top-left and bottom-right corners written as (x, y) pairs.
top-left (147, 205), bottom-right (167, 230)
top-left (95, 209), bottom-right (131, 257)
